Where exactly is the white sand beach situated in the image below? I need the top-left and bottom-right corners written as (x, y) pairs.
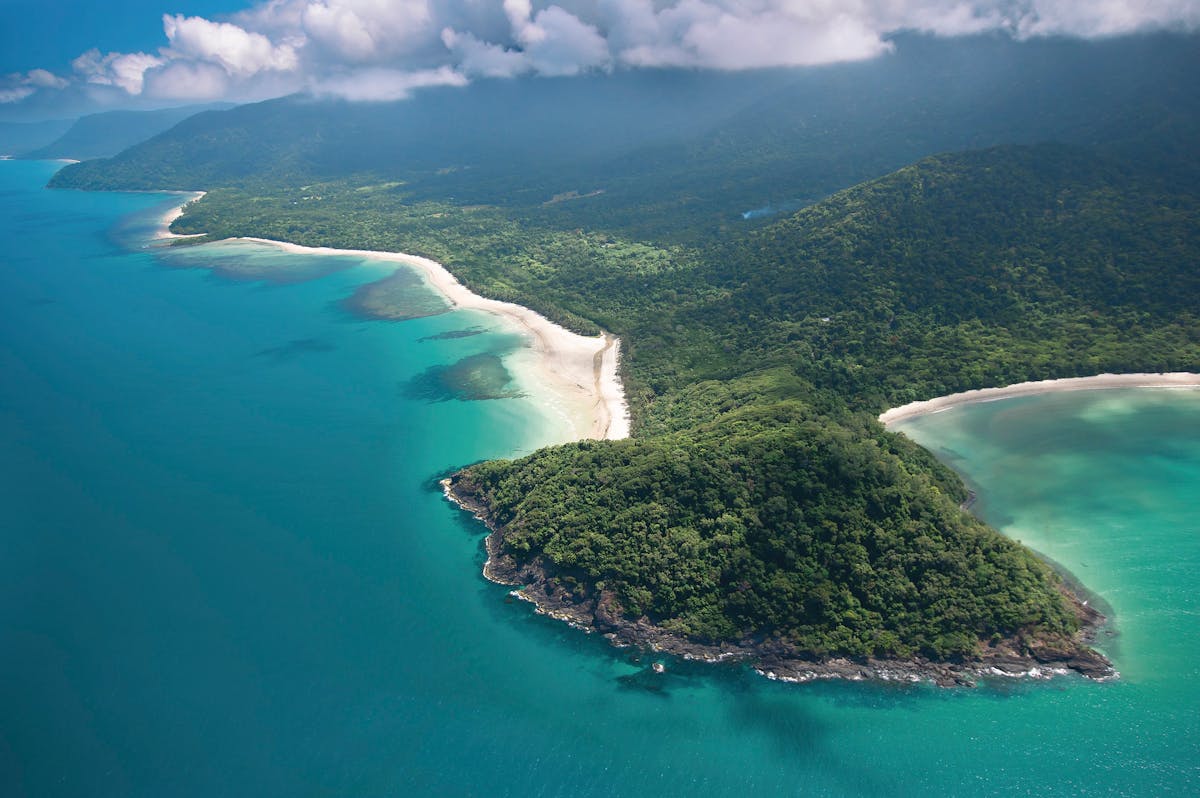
top-left (237, 237), bottom-right (631, 442)
top-left (880, 373), bottom-right (1200, 426)
top-left (155, 191), bottom-right (206, 240)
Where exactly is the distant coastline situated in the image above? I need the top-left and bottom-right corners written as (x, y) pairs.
top-left (879, 373), bottom-right (1200, 426)
top-left (155, 194), bottom-right (629, 442)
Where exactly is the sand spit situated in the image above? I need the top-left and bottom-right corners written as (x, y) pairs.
top-left (238, 237), bottom-right (630, 442)
top-left (880, 373), bottom-right (1200, 426)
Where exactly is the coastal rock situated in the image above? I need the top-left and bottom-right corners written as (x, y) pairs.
top-left (443, 473), bottom-right (1115, 688)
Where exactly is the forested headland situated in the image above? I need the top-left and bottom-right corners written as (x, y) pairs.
top-left (49, 34), bottom-right (1200, 683)
top-left (442, 144), bottom-right (1194, 682)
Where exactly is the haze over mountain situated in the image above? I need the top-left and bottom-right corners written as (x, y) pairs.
top-left (53, 33), bottom-right (1200, 239)
top-left (0, 119), bottom-right (73, 156)
top-left (19, 104), bottom-right (231, 161)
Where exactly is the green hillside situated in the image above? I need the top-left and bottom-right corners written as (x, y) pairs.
top-left (157, 142), bottom-right (1198, 671)
top-left (446, 144), bottom-right (1197, 669)
top-left (42, 34), bottom-right (1200, 677)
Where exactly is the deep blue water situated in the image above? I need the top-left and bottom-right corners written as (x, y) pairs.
top-left (2, 160), bottom-right (1199, 796)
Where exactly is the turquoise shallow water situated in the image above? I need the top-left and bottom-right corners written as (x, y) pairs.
top-left (2, 160), bottom-right (1199, 796)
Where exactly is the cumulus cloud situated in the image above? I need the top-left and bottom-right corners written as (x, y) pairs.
top-left (163, 14), bottom-right (300, 76)
top-left (8, 0), bottom-right (1200, 107)
top-left (0, 86), bottom-right (36, 104)
top-left (72, 49), bottom-right (166, 95)
top-left (1012, 0), bottom-right (1200, 37)
top-left (299, 0), bottom-right (434, 61)
top-left (439, 1), bottom-right (613, 77)
top-left (512, 3), bottom-right (611, 75)
top-left (142, 60), bottom-right (233, 100)
top-left (441, 28), bottom-right (530, 78)
top-left (0, 67), bottom-right (71, 103)
top-left (605, 0), bottom-right (895, 69)
top-left (26, 69), bottom-right (70, 90)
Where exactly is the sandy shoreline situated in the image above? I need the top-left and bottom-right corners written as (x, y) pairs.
top-left (153, 193), bottom-right (628, 441)
top-left (880, 373), bottom-right (1200, 426)
top-left (154, 191), bottom-right (206, 240)
top-left (236, 237), bottom-right (630, 442)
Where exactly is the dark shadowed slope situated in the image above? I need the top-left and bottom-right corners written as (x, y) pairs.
top-left (52, 34), bottom-right (1200, 240)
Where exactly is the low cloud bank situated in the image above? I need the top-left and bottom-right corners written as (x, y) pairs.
top-left (5, 0), bottom-right (1199, 107)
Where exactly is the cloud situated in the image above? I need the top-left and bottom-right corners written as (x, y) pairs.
top-left (302, 2), bottom-right (379, 60)
top-left (163, 14), bottom-right (300, 76)
top-left (1012, 0), bottom-right (1200, 37)
top-left (7, 0), bottom-right (1200, 108)
top-left (608, 0), bottom-right (895, 69)
top-left (441, 28), bottom-right (530, 78)
top-left (0, 67), bottom-right (71, 103)
top-left (515, 4), bottom-right (611, 75)
top-left (308, 65), bottom-right (467, 100)
top-left (143, 60), bottom-right (233, 100)
top-left (0, 86), bottom-right (36, 104)
top-left (299, 0), bottom-right (434, 61)
top-left (442, 1), bottom-right (611, 77)
top-left (72, 49), bottom-right (166, 95)
top-left (26, 69), bottom-right (69, 90)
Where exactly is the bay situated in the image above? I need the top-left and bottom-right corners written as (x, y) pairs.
top-left (2, 160), bottom-right (1197, 796)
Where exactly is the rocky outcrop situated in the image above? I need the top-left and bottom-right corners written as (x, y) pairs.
top-left (443, 473), bottom-right (1115, 688)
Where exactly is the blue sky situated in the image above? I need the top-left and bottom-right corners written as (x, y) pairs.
top-left (3, 0), bottom-right (1199, 119)
top-left (0, 0), bottom-right (247, 73)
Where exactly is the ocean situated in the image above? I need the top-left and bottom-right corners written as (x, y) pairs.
top-left (2, 160), bottom-right (1197, 796)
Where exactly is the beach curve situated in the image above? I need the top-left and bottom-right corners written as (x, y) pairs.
top-left (155, 191), bottom-right (206, 240)
top-left (879, 372), bottom-right (1200, 426)
top-left (235, 237), bottom-right (631, 442)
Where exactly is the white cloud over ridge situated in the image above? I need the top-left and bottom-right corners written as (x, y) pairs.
top-left (0, 86), bottom-right (36, 104)
top-left (5, 0), bottom-right (1199, 106)
top-left (163, 14), bottom-right (300, 76)
top-left (0, 68), bottom-right (72, 104)
top-left (309, 65), bottom-right (468, 100)
top-left (72, 49), bottom-right (166, 95)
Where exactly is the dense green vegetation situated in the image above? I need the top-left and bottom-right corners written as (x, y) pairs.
top-left (465, 374), bottom-right (1080, 657)
top-left (451, 146), bottom-right (1198, 654)
top-left (164, 143), bottom-right (1198, 660)
top-left (692, 145), bottom-right (1200, 408)
top-left (157, 144), bottom-right (1200, 417)
top-left (47, 35), bottom-right (1200, 665)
